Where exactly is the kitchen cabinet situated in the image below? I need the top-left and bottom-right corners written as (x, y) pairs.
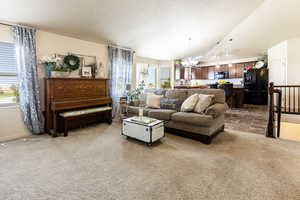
top-left (235, 64), bottom-right (245, 78)
top-left (182, 61), bottom-right (256, 80)
top-left (228, 64), bottom-right (236, 78)
top-left (196, 68), bottom-right (202, 80)
top-left (174, 64), bottom-right (185, 80)
top-left (201, 67), bottom-right (208, 79)
top-left (192, 67), bottom-right (208, 80)
top-left (215, 65), bottom-right (228, 72)
top-left (208, 66), bottom-right (215, 79)
top-left (232, 88), bottom-right (244, 108)
top-left (180, 67), bottom-right (185, 79)
top-left (191, 68), bottom-right (196, 80)
top-left (244, 61), bottom-right (256, 69)
top-left (221, 65), bottom-right (228, 73)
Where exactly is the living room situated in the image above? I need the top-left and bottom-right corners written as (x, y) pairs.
top-left (0, 0), bottom-right (300, 199)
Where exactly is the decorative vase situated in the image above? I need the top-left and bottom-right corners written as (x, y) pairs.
top-left (44, 63), bottom-right (53, 77)
top-left (51, 71), bottom-right (70, 77)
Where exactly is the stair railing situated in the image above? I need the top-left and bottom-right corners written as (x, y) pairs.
top-left (266, 82), bottom-right (282, 138)
top-left (267, 82), bottom-right (300, 138)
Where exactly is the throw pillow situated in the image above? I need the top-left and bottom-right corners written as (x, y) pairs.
top-left (160, 98), bottom-right (183, 111)
top-left (146, 93), bottom-right (163, 109)
top-left (194, 94), bottom-right (214, 113)
top-left (181, 94), bottom-right (199, 112)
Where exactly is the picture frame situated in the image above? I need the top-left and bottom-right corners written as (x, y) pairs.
top-left (81, 65), bottom-right (93, 77)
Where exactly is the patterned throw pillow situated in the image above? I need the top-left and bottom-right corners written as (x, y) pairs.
top-left (194, 94), bottom-right (215, 113)
top-left (160, 98), bottom-right (183, 111)
top-left (181, 94), bottom-right (199, 112)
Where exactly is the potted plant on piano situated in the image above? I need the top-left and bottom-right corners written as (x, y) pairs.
top-left (51, 63), bottom-right (71, 77)
top-left (40, 56), bottom-right (61, 77)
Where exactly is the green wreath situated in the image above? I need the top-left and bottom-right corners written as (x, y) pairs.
top-left (64, 54), bottom-right (80, 71)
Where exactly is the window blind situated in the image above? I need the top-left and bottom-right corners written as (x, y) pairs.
top-left (0, 42), bottom-right (18, 86)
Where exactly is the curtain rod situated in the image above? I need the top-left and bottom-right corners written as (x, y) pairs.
top-left (108, 44), bottom-right (135, 53)
top-left (0, 21), bottom-right (35, 30)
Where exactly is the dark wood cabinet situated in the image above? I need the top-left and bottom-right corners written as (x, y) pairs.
top-left (180, 67), bottom-right (185, 79)
top-left (191, 68), bottom-right (196, 80)
top-left (201, 67), bottom-right (209, 79)
top-left (235, 64), bottom-right (245, 78)
top-left (221, 65), bottom-right (228, 73)
top-left (233, 88), bottom-right (244, 108)
top-left (228, 64), bottom-right (236, 78)
top-left (191, 67), bottom-right (208, 80)
top-left (244, 61), bottom-right (256, 69)
top-left (187, 61), bottom-right (256, 80)
top-left (195, 68), bottom-right (201, 80)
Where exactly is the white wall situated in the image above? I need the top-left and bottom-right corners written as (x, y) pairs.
top-left (268, 38), bottom-right (300, 85)
top-left (287, 38), bottom-right (300, 85)
top-left (0, 25), bottom-right (13, 43)
top-left (36, 30), bottom-right (108, 79)
top-left (268, 41), bottom-right (287, 85)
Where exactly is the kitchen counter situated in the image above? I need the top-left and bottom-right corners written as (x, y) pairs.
top-left (233, 85), bottom-right (244, 89)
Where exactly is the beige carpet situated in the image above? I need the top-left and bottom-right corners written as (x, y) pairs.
top-left (1, 122), bottom-right (300, 200)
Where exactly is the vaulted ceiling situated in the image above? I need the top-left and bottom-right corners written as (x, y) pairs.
top-left (207, 0), bottom-right (300, 61)
top-left (0, 0), bottom-right (264, 60)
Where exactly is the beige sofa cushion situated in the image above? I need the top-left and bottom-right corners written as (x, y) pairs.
top-left (146, 93), bottom-right (163, 108)
top-left (171, 112), bottom-right (214, 127)
top-left (205, 103), bottom-right (229, 118)
top-left (127, 106), bottom-right (154, 116)
top-left (187, 89), bottom-right (225, 104)
top-left (181, 93), bottom-right (199, 112)
top-left (148, 109), bottom-right (177, 121)
top-left (194, 94), bottom-right (214, 113)
top-left (165, 89), bottom-right (187, 101)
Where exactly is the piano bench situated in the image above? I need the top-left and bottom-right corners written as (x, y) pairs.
top-left (59, 106), bottom-right (112, 137)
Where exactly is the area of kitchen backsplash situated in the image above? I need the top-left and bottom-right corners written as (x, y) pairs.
top-left (189, 78), bottom-right (244, 86)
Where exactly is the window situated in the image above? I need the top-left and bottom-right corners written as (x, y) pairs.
top-left (136, 63), bottom-right (158, 89)
top-left (160, 66), bottom-right (171, 88)
top-left (0, 42), bottom-right (18, 106)
top-left (147, 65), bottom-right (157, 88)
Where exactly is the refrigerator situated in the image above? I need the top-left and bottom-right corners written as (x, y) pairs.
top-left (244, 67), bottom-right (269, 105)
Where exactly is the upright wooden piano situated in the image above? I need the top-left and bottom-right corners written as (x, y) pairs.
top-left (44, 77), bottom-right (112, 137)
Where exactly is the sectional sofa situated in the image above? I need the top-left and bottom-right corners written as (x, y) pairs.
top-left (125, 88), bottom-right (228, 144)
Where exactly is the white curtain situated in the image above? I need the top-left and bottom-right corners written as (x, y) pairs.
top-left (108, 46), bottom-right (133, 117)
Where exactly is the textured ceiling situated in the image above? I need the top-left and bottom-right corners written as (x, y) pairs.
top-left (0, 0), bottom-right (264, 60)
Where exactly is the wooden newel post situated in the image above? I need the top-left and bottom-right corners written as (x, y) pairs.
top-left (266, 82), bottom-right (275, 138)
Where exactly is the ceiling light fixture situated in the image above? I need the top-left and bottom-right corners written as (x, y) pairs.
top-left (182, 37), bottom-right (200, 67)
